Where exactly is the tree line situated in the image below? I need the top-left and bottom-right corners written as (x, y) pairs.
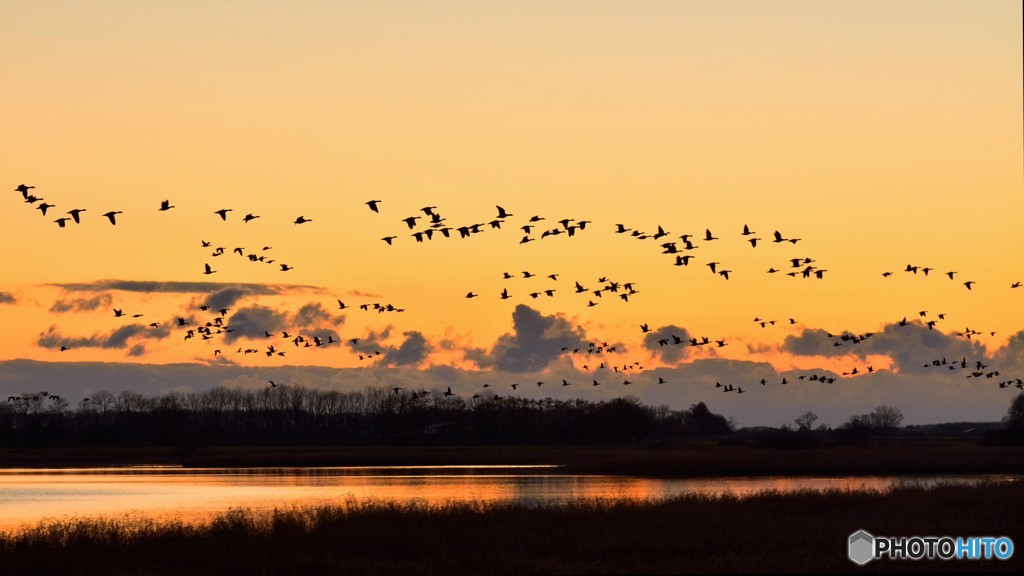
top-left (0, 386), bottom-right (732, 448)
top-left (3, 387), bottom-right (1020, 448)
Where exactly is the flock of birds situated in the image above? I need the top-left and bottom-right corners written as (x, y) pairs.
top-left (9, 182), bottom-right (1024, 398)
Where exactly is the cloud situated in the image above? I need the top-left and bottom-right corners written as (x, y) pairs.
top-left (37, 326), bottom-right (105, 349)
top-left (348, 289), bottom-right (383, 299)
top-left (51, 280), bottom-right (323, 294)
top-left (292, 302), bottom-right (344, 330)
top-left (202, 287), bottom-right (257, 311)
top-left (224, 305), bottom-right (289, 343)
top-left (642, 325), bottom-right (693, 363)
top-left (856, 322), bottom-right (986, 374)
top-left (783, 323), bottom-right (987, 374)
top-left (991, 329), bottom-right (1024, 373)
top-left (0, 292), bottom-right (15, 304)
top-left (36, 323), bottom-right (170, 350)
top-left (49, 293), bottom-right (114, 313)
top-left (382, 331), bottom-right (433, 366)
top-left (473, 305), bottom-right (586, 373)
top-left (128, 344), bottom-right (147, 357)
top-left (347, 327), bottom-right (393, 354)
top-left (783, 328), bottom-right (852, 357)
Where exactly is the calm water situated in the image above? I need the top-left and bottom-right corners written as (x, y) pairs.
top-left (0, 466), bottom-right (1016, 533)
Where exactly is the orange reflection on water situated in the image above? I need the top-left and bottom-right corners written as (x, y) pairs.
top-left (0, 467), bottom-right (1015, 534)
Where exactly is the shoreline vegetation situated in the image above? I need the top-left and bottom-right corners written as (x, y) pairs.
top-left (1, 481), bottom-right (1021, 574)
top-left (1, 440), bottom-right (1023, 477)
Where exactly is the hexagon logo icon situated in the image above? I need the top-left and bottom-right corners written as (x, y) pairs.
top-left (848, 530), bottom-right (875, 565)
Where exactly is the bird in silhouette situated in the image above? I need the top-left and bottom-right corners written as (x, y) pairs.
top-left (101, 211), bottom-right (122, 225)
top-left (269, 380), bottom-right (279, 388)
top-left (640, 323), bottom-right (650, 333)
top-left (15, 184), bottom-right (34, 196)
top-left (882, 272), bottom-right (893, 277)
top-left (444, 387), bottom-right (454, 397)
top-left (159, 200), bottom-right (174, 211)
top-left (772, 230), bottom-right (787, 243)
top-left (402, 216), bottom-right (420, 229)
top-left (500, 288), bottom-right (510, 300)
top-left (280, 264), bottom-right (294, 271)
top-left (964, 281), bottom-right (975, 290)
top-left (496, 205), bottom-right (512, 218)
top-left (382, 236), bottom-right (397, 245)
top-left (294, 216), bottom-right (312, 224)
top-left (54, 217), bottom-right (69, 228)
top-left (204, 263), bottom-right (216, 275)
top-left (242, 213), bottom-right (260, 223)
top-left (719, 270), bottom-right (731, 280)
top-left (366, 200), bottom-right (382, 212)
top-left (1012, 282), bottom-right (1021, 288)
top-left (36, 202), bottom-right (54, 215)
top-left (741, 224), bottom-right (755, 236)
top-left (466, 292), bottom-right (478, 298)
top-left (67, 208), bottom-right (86, 224)
top-left (704, 229), bottom-right (718, 241)
top-left (214, 209), bottom-right (232, 220)
top-left (707, 262), bottom-right (720, 274)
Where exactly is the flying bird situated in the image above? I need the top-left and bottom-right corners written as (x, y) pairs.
top-left (214, 209), bottom-right (232, 220)
top-left (102, 211), bottom-right (122, 225)
top-left (293, 216), bottom-right (312, 224)
top-left (204, 263), bottom-right (216, 275)
top-left (242, 213), bottom-right (260, 223)
top-left (159, 200), bottom-right (175, 211)
top-left (366, 200), bottom-right (382, 212)
top-left (67, 209), bottom-right (86, 224)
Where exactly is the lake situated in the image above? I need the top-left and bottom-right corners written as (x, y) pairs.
top-left (0, 466), bottom-right (1016, 533)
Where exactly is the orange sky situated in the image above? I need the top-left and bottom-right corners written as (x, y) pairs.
top-left (0, 1), bottom-right (1021, 423)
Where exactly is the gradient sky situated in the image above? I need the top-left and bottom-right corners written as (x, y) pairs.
top-left (1, 0), bottom-right (1021, 426)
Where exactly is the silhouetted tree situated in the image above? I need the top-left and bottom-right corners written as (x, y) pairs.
top-left (681, 402), bottom-right (732, 438)
top-left (1005, 392), bottom-right (1024, 431)
top-left (794, 411), bottom-right (818, 431)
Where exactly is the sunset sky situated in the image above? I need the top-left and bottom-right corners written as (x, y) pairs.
top-left (1, 0), bottom-right (1021, 426)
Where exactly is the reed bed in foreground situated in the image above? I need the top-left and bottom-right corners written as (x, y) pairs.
top-left (1, 482), bottom-right (1021, 575)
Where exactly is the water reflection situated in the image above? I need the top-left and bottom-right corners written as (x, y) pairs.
top-left (0, 467), bottom-right (1016, 533)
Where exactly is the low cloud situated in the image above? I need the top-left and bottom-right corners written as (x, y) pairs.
top-left (642, 325), bottom-right (693, 363)
top-left (49, 293), bottom-right (114, 313)
top-left (224, 306), bottom-right (289, 343)
top-left (52, 280), bottom-right (323, 294)
top-left (0, 292), bottom-right (15, 304)
top-left (292, 302), bottom-right (344, 330)
top-left (36, 323), bottom-right (170, 350)
top-left (784, 323), bottom-right (987, 375)
top-left (202, 287), bottom-right (257, 311)
top-left (472, 305), bottom-right (586, 373)
top-left (382, 331), bottom-right (433, 366)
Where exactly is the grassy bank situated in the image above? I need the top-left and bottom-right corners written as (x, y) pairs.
top-left (1, 482), bottom-right (1021, 574)
top-left (2, 440), bottom-right (1023, 477)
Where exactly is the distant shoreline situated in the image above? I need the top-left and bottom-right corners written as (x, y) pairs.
top-left (2, 439), bottom-right (1022, 477)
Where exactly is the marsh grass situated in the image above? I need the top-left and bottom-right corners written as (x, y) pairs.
top-left (1, 481), bottom-right (1021, 574)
